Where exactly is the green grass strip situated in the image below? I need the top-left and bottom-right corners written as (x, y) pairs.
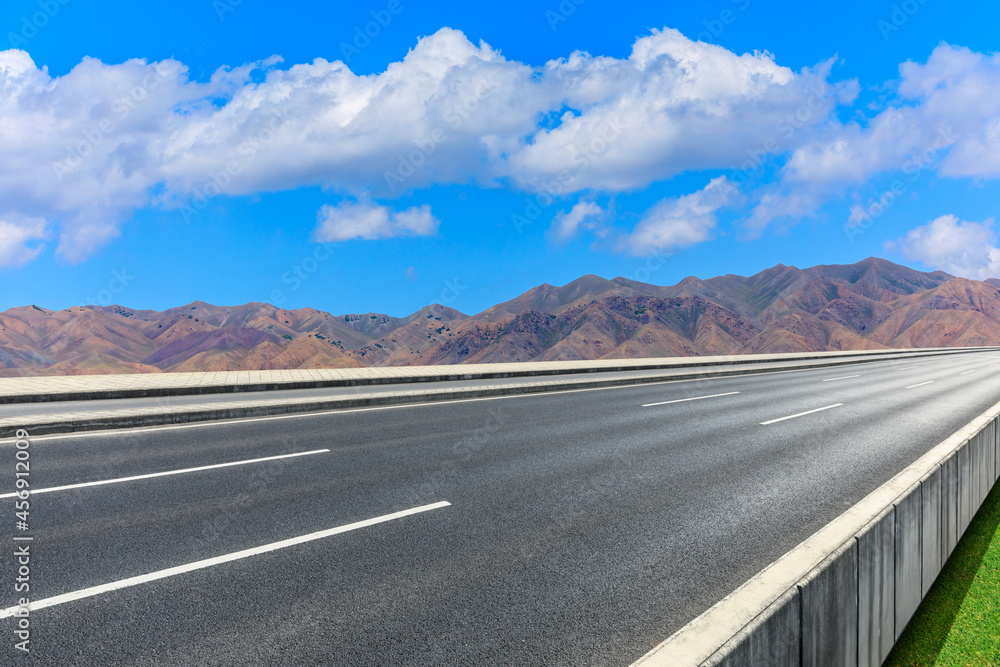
top-left (885, 478), bottom-right (1000, 666)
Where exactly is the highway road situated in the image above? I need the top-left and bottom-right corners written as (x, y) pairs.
top-left (3, 349), bottom-right (1000, 665)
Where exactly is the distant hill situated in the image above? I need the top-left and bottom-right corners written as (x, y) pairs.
top-left (5, 258), bottom-right (1000, 376)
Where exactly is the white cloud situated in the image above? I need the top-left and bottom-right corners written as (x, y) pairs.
top-left (746, 186), bottom-right (832, 233)
top-left (0, 27), bottom-right (848, 264)
top-left (158, 27), bottom-right (841, 197)
top-left (550, 201), bottom-right (604, 242)
top-left (751, 43), bottom-right (1000, 230)
top-left (507, 32), bottom-right (844, 193)
top-left (15, 29), bottom-right (1000, 267)
top-left (903, 46), bottom-right (1000, 179)
top-left (0, 215), bottom-right (47, 267)
top-left (622, 176), bottom-right (740, 255)
top-left (12, 29), bottom-right (1000, 267)
top-left (0, 51), bottom-right (243, 262)
top-left (889, 214), bottom-right (1000, 280)
top-left (313, 201), bottom-right (439, 242)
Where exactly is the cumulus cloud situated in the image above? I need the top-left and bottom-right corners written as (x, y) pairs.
top-left (506, 30), bottom-right (842, 193)
top-left (153, 27), bottom-right (842, 198)
top-left (313, 201), bottom-right (439, 242)
top-left (16, 28), bottom-right (1000, 267)
top-left (889, 214), bottom-right (1000, 280)
top-left (0, 27), bottom-right (847, 264)
top-left (0, 50), bottom-right (251, 262)
top-left (898, 45), bottom-right (1000, 179)
top-left (0, 215), bottom-right (47, 267)
top-left (550, 201), bottom-right (604, 242)
top-left (621, 177), bottom-right (740, 255)
top-left (11, 29), bottom-right (1000, 267)
top-left (746, 186), bottom-right (833, 233)
top-left (751, 43), bottom-right (1000, 230)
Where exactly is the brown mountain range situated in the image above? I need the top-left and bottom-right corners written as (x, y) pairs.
top-left (3, 257), bottom-right (999, 376)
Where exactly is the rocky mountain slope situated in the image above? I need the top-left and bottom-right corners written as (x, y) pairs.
top-left (4, 258), bottom-right (999, 376)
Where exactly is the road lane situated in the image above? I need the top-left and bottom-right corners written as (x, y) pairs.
top-left (758, 402), bottom-right (843, 425)
top-left (0, 449), bottom-right (329, 499)
top-left (906, 380), bottom-right (935, 388)
top-left (0, 501), bottom-right (451, 619)
top-left (641, 391), bottom-right (740, 407)
top-left (3, 349), bottom-right (1000, 664)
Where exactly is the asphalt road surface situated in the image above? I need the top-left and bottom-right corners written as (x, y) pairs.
top-left (3, 350), bottom-right (1000, 665)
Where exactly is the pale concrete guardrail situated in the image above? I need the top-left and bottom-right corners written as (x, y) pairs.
top-left (634, 396), bottom-right (1000, 667)
top-left (4, 347), bottom-right (998, 436)
top-left (1, 346), bottom-right (995, 404)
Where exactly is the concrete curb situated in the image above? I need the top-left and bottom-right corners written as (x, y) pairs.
top-left (3, 348), bottom-right (992, 436)
top-left (633, 382), bottom-right (1000, 666)
top-left (2, 347), bottom-right (993, 405)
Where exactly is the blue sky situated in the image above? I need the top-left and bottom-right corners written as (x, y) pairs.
top-left (2, 0), bottom-right (999, 316)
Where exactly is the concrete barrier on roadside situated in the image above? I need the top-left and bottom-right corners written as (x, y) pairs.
top-left (2, 346), bottom-right (995, 405)
top-left (635, 401), bottom-right (1000, 667)
top-left (5, 348), bottom-right (999, 437)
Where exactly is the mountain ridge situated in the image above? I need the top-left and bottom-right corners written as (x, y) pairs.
top-left (2, 257), bottom-right (995, 376)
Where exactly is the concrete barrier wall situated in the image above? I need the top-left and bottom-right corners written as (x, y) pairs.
top-left (636, 407), bottom-right (1000, 667)
top-left (857, 507), bottom-right (893, 667)
top-left (3, 345), bottom-right (996, 405)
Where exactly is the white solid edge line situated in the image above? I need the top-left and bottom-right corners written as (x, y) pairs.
top-left (0, 449), bottom-right (330, 499)
top-left (960, 369), bottom-right (977, 375)
top-left (906, 380), bottom-right (935, 389)
top-left (759, 403), bottom-right (843, 425)
top-left (20, 350), bottom-right (986, 442)
top-left (0, 501), bottom-right (451, 618)
top-left (896, 366), bottom-right (919, 370)
top-left (821, 375), bottom-right (860, 382)
top-left (641, 391), bottom-right (740, 407)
